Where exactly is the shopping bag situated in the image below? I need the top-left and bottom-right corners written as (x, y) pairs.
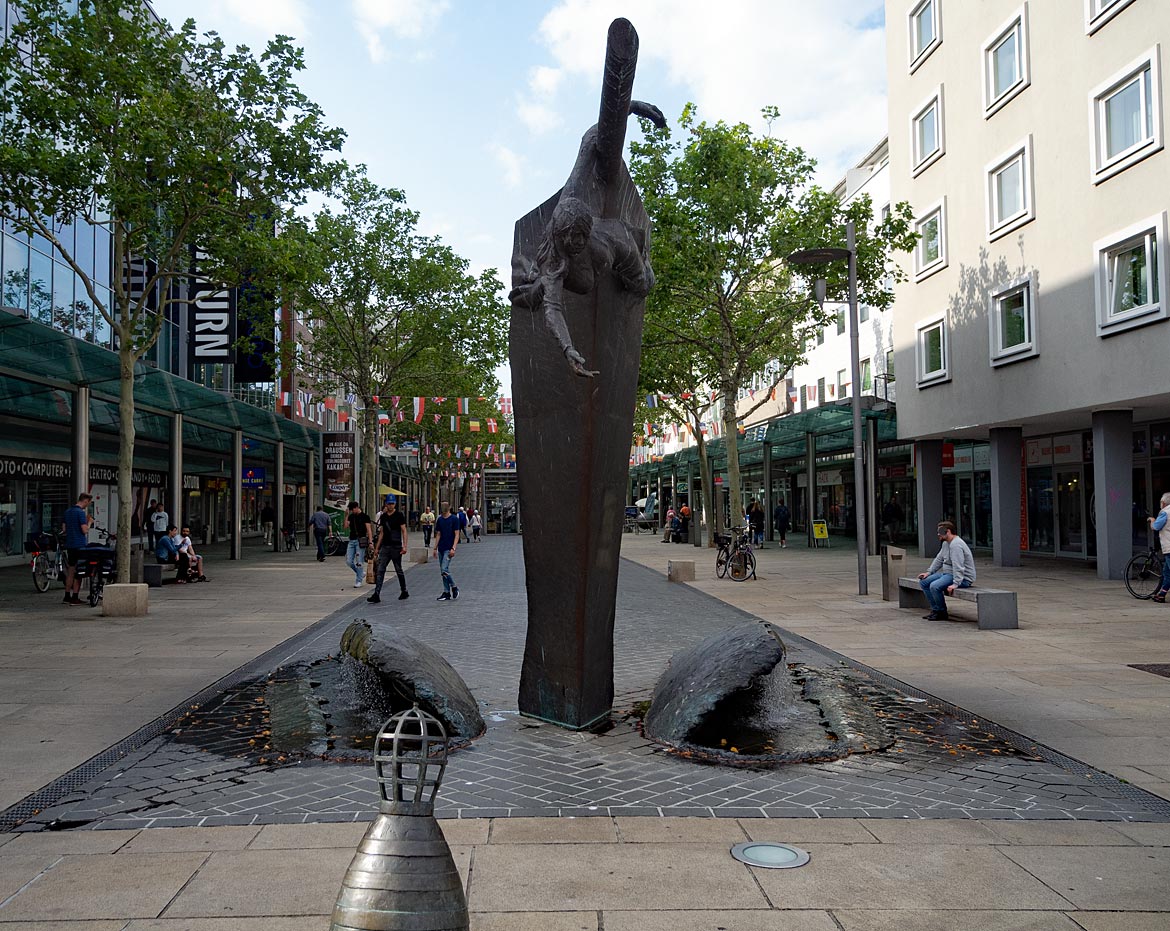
top-left (364, 555), bottom-right (375, 584)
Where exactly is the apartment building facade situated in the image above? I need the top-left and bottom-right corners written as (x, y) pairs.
top-left (887, 0), bottom-right (1170, 574)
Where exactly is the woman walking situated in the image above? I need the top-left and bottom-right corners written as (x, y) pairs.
top-left (1148, 492), bottom-right (1170, 602)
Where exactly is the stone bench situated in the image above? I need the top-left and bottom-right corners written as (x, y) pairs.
top-left (667, 559), bottom-right (695, 582)
top-left (897, 576), bottom-right (1018, 630)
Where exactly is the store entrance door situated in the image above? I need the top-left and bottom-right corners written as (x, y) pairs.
top-left (1057, 468), bottom-right (1085, 557)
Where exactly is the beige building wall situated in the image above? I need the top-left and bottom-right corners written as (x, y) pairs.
top-left (886, 0), bottom-right (1170, 441)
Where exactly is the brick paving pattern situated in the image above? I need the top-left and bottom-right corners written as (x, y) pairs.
top-left (14, 537), bottom-right (1169, 830)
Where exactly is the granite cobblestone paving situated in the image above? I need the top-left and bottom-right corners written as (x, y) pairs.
top-left (11, 537), bottom-right (1169, 831)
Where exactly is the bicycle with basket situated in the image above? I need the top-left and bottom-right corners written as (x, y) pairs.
top-left (714, 525), bottom-right (756, 581)
top-left (73, 524), bottom-right (117, 606)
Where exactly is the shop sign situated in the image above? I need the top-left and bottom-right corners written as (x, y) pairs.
top-left (972, 445), bottom-right (991, 470)
top-left (1052, 434), bottom-right (1082, 465)
top-left (88, 466), bottom-right (166, 486)
top-left (242, 467), bottom-right (266, 488)
top-left (183, 474), bottom-right (201, 490)
top-left (1025, 438), bottom-right (1052, 466)
top-left (283, 483), bottom-right (297, 495)
top-left (941, 442), bottom-right (955, 469)
top-left (942, 445), bottom-right (973, 474)
top-left (0, 456), bottom-right (71, 480)
top-left (187, 245), bottom-right (237, 371)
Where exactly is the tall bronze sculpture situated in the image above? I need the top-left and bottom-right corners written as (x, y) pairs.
top-left (510, 18), bottom-right (664, 729)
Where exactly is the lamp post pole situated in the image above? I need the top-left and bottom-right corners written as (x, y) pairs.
top-left (845, 222), bottom-right (868, 595)
top-left (785, 223), bottom-right (868, 595)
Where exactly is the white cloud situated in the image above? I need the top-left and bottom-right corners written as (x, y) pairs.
top-left (531, 0), bottom-right (887, 186)
top-left (351, 0), bottom-right (450, 64)
top-left (489, 144), bottom-right (526, 189)
top-left (153, 0), bottom-right (311, 48)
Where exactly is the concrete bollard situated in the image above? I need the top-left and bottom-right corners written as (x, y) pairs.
top-left (881, 546), bottom-right (906, 601)
top-left (668, 559), bottom-right (696, 582)
top-left (410, 547), bottom-right (429, 564)
top-left (102, 583), bottom-right (149, 617)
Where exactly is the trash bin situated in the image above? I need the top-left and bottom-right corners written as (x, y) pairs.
top-left (881, 545), bottom-right (906, 601)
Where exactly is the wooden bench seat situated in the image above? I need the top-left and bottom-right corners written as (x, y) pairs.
top-left (897, 576), bottom-right (1018, 630)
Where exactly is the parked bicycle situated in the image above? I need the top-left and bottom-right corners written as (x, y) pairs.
top-left (1125, 546), bottom-right (1164, 600)
top-left (324, 531), bottom-right (347, 557)
top-left (283, 525), bottom-right (300, 552)
top-left (714, 525), bottom-right (756, 582)
top-left (74, 525), bottom-right (117, 607)
top-left (30, 530), bottom-right (66, 592)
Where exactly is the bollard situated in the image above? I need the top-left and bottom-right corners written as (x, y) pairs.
top-left (330, 705), bottom-right (468, 931)
top-left (881, 545), bottom-right (906, 601)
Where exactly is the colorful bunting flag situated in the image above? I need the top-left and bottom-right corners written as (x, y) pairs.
top-left (487, 418), bottom-right (497, 433)
top-left (469, 420), bottom-right (480, 432)
top-left (450, 416), bottom-right (460, 432)
top-left (458, 398), bottom-right (470, 414)
top-left (413, 397), bottom-right (425, 423)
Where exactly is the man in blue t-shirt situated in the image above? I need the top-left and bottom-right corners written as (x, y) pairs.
top-left (61, 493), bottom-right (92, 606)
top-left (431, 502), bottom-right (460, 601)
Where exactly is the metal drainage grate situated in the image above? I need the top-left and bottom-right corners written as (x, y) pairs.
top-left (730, 842), bottom-right (810, 869)
top-left (1129, 664), bottom-right (1170, 679)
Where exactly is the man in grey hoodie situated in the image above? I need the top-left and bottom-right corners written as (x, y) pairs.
top-left (917, 520), bottom-right (976, 620)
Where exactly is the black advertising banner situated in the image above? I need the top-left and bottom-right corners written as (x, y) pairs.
top-left (322, 433), bottom-right (356, 509)
top-left (234, 279), bottom-right (276, 383)
top-left (188, 245), bottom-right (237, 374)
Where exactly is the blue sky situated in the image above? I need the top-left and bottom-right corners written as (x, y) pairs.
top-left (148, 0), bottom-right (889, 390)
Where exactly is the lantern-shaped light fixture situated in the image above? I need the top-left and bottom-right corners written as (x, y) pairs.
top-left (331, 704), bottom-right (468, 931)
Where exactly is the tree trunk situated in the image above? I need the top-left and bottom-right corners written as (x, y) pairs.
top-left (116, 339), bottom-right (136, 583)
top-left (695, 428), bottom-right (714, 547)
top-left (362, 405), bottom-right (377, 512)
top-left (722, 389), bottom-right (743, 530)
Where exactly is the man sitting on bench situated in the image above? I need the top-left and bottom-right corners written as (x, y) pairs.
top-left (178, 526), bottom-right (208, 582)
top-left (155, 525), bottom-right (191, 582)
top-left (917, 520), bottom-right (975, 621)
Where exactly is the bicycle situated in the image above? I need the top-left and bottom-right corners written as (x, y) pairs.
top-left (30, 530), bottom-right (66, 592)
top-left (75, 525), bottom-right (116, 607)
top-left (324, 532), bottom-right (347, 557)
top-left (283, 526), bottom-right (300, 552)
top-left (715, 526), bottom-right (756, 581)
top-left (1125, 547), bottom-right (1164, 600)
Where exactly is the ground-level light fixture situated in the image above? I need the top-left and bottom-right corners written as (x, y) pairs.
top-left (730, 841), bottom-right (811, 869)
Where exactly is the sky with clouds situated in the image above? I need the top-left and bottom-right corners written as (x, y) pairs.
top-left (148, 0), bottom-right (889, 389)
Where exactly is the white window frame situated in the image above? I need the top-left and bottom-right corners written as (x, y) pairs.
top-left (1093, 212), bottom-right (1169, 336)
top-left (1089, 47), bottom-right (1163, 184)
top-left (914, 198), bottom-right (948, 281)
top-left (985, 136), bottom-right (1035, 241)
top-left (911, 87), bottom-right (945, 176)
top-left (908, 0), bottom-right (942, 73)
top-left (916, 313), bottom-right (949, 387)
top-left (1085, 0), bottom-right (1137, 35)
top-left (983, 5), bottom-right (1030, 117)
top-left (988, 272), bottom-right (1038, 366)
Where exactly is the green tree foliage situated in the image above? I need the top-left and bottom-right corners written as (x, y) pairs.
top-left (286, 171), bottom-right (509, 512)
top-left (0, 0), bottom-right (344, 579)
top-left (629, 103), bottom-right (916, 529)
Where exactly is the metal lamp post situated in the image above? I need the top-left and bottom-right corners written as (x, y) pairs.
top-left (331, 704), bottom-right (468, 931)
top-left (786, 221), bottom-right (868, 595)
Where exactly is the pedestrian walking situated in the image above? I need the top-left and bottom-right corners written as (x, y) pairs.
top-left (1147, 492), bottom-right (1170, 602)
top-left (420, 505), bottom-right (436, 548)
top-left (748, 501), bottom-right (765, 547)
top-left (457, 506), bottom-right (470, 543)
top-left (773, 500), bottom-right (790, 549)
top-left (368, 499), bottom-right (409, 603)
top-left (470, 510), bottom-right (482, 542)
top-left (261, 503), bottom-right (275, 545)
top-left (432, 502), bottom-right (460, 601)
top-left (311, 504), bottom-right (330, 561)
top-left (882, 495), bottom-right (904, 545)
top-left (345, 501), bottom-right (373, 589)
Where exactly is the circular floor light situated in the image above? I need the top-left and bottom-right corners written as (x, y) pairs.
top-left (730, 841), bottom-right (811, 869)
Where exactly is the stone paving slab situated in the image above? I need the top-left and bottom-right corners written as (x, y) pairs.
top-left (832, 912), bottom-right (1083, 931)
top-left (997, 845), bottom-right (1170, 910)
top-left (10, 538), bottom-right (1167, 833)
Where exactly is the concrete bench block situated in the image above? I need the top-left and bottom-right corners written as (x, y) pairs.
top-left (897, 577), bottom-right (1018, 629)
top-left (142, 563), bottom-right (164, 588)
top-left (668, 559), bottom-right (696, 582)
top-left (102, 583), bottom-right (149, 617)
top-left (410, 547), bottom-right (430, 564)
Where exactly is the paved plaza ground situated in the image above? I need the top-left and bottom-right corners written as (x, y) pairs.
top-left (1, 530), bottom-right (1169, 928)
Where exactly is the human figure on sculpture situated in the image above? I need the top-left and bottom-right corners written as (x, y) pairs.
top-left (509, 102), bottom-right (666, 378)
top-left (432, 502), bottom-right (459, 602)
top-left (917, 521), bottom-right (976, 621)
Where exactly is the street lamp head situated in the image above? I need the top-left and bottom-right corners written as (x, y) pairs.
top-left (785, 247), bottom-right (851, 266)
